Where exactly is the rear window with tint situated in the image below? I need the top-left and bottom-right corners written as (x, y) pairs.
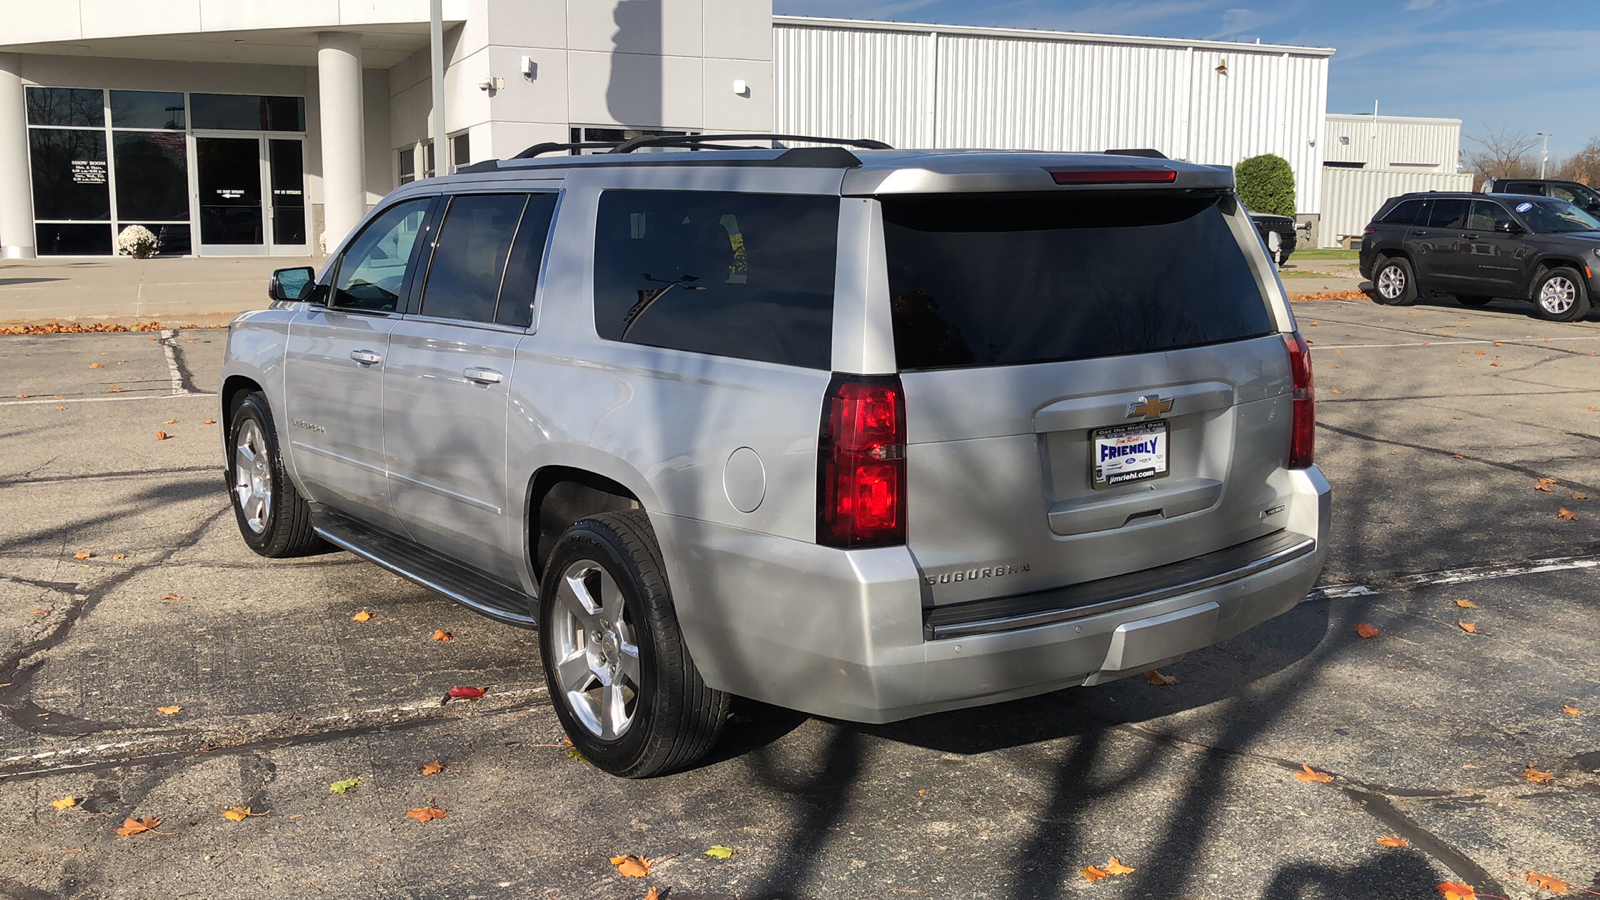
top-left (593, 190), bottom-right (838, 369)
top-left (882, 194), bottom-right (1274, 371)
top-left (1380, 199), bottom-right (1425, 226)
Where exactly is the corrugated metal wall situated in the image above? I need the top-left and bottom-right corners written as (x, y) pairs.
top-left (1323, 114), bottom-right (1460, 171)
top-left (1321, 168), bottom-right (1473, 247)
top-left (773, 18), bottom-right (1331, 214)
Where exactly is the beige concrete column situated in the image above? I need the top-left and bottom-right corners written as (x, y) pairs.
top-left (316, 32), bottom-right (366, 250)
top-left (0, 53), bottom-right (36, 259)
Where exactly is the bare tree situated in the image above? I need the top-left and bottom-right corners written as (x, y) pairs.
top-left (1555, 136), bottom-right (1600, 185)
top-left (1463, 127), bottom-right (1538, 187)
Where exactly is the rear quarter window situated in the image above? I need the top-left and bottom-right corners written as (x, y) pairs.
top-left (881, 193), bottom-right (1275, 370)
top-left (592, 190), bottom-right (839, 369)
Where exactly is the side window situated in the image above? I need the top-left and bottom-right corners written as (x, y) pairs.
top-left (1507, 182), bottom-right (1544, 196)
top-left (1381, 200), bottom-right (1424, 226)
top-left (1425, 198), bottom-right (1468, 229)
top-left (419, 193), bottom-right (528, 322)
top-left (330, 199), bottom-right (431, 312)
top-left (592, 190), bottom-right (839, 369)
top-left (495, 193), bottom-right (559, 328)
top-left (1468, 200), bottom-right (1514, 232)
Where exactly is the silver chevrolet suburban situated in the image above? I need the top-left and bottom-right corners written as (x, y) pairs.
top-left (221, 135), bottom-right (1330, 777)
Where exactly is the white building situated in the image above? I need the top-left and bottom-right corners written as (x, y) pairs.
top-left (1319, 113), bottom-right (1472, 247)
top-left (2, 4), bottom-right (1448, 260)
top-left (0, 0), bottom-right (773, 259)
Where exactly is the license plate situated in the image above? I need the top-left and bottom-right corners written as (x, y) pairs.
top-left (1091, 420), bottom-right (1169, 489)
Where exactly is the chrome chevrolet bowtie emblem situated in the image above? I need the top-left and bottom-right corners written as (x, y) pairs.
top-left (1126, 395), bottom-right (1174, 420)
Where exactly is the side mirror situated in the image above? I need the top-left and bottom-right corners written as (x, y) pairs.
top-left (268, 267), bottom-right (316, 302)
top-left (1495, 220), bottom-right (1523, 234)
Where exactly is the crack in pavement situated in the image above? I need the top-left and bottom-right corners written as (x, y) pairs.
top-left (1317, 421), bottom-right (1600, 495)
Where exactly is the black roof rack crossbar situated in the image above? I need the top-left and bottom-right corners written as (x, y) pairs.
top-left (511, 141), bottom-right (624, 159)
top-left (609, 133), bottom-right (892, 153)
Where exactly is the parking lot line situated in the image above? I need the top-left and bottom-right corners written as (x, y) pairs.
top-left (1308, 550), bottom-right (1600, 601)
top-left (0, 393), bottom-right (214, 407)
top-left (1320, 336), bottom-right (1600, 350)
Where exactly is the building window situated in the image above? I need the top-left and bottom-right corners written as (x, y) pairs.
top-left (26, 88), bottom-right (104, 128)
top-left (190, 93), bottom-right (305, 131)
top-left (451, 132), bottom-right (471, 167)
top-left (569, 126), bottom-right (696, 154)
top-left (111, 91), bottom-right (186, 130)
top-left (397, 147), bottom-right (416, 185)
top-left (424, 140), bottom-right (435, 178)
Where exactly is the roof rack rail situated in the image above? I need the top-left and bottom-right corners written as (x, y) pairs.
top-left (510, 141), bottom-right (623, 159)
top-left (1104, 148), bottom-right (1169, 159)
top-left (610, 133), bottom-right (892, 153)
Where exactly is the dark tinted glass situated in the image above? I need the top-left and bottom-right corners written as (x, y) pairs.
top-left (269, 140), bottom-right (306, 245)
top-left (420, 194), bottom-right (527, 322)
top-left (882, 193), bottom-right (1273, 370)
top-left (593, 191), bottom-right (838, 368)
top-left (1426, 198), bottom-right (1469, 228)
top-left (1518, 198), bottom-right (1600, 233)
top-left (35, 223), bottom-right (111, 255)
top-left (1467, 200), bottom-right (1514, 232)
top-left (332, 199), bottom-right (432, 312)
top-left (1380, 200), bottom-right (1424, 226)
top-left (29, 129), bottom-right (109, 220)
top-left (110, 91), bottom-right (185, 129)
top-left (191, 94), bottom-right (305, 131)
top-left (197, 137), bottom-right (262, 245)
top-left (113, 132), bottom-right (188, 220)
top-left (25, 87), bottom-right (103, 127)
top-left (496, 194), bottom-right (559, 328)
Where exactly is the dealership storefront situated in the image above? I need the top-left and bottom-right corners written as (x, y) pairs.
top-left (26, 87), bottom-right (309, 256)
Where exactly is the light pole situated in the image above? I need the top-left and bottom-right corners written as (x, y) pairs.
top-left (1537, 131), bottom-right (1552, 179)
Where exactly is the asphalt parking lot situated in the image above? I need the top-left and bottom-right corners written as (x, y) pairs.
top-left (0, 295), bottom-right (1597, 899)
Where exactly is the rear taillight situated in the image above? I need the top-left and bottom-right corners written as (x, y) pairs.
top-left (818, 375), bottom-right (906, 548)
top-left (1284, 332), bottom-right (1314, 468)
top-left (1364, 226), bottom-right (1376, 235)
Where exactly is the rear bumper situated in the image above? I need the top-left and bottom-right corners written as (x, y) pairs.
top-left (655, 466), bottom-right (1331, 724)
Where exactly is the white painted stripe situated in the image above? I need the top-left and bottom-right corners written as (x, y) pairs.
top-left (0, 393), bottom-right (214, 407)
top-left (158, 328), bottom-right (188, 395)
top-left (1309, 583), bottom-right (1379, 600)
top-left (1318, 336), bottom-right (1600, 350)
top-left (1400, 554), bottom-right (1600, 588)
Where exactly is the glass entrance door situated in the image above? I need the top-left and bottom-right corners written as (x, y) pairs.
top-left (195, 134), bottom-right (309, 256)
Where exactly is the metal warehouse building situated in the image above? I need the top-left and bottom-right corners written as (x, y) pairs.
top-left (4, 2), bottom-right (1443, 258)
top-left (773, 16), bottom-right (1334, 227)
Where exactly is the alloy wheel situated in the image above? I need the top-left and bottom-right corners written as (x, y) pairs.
top-left (1539, 277), bottom-right (1577, 315)
top-left (549, 560), bottom-right (641, 741)
top-left (232, 419), bottom-right (273, 535)
top-left (1377, 265), bottom-right (1406, 300)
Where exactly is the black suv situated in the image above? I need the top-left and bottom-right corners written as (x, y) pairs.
top-left (1359, 192), bottom-right (1600, 321)
top-left (1481, 177), bottom-right (1600, 215)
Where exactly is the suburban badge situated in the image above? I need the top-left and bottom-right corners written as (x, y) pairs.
top-left (1126, 395), bottom-right (1174, 420)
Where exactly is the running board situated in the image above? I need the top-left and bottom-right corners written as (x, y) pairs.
top-left (312, 508), bottom-right (537, 628)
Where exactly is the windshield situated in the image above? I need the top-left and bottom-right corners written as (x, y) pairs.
top-left (1516, 198), bottom-right (1600, 234)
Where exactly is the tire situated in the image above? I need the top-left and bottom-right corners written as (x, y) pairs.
top-left (226, 391), bottom-right (323, 557)
top-left (1456, 294), bottom-right (1494, 307)
top-left (1371, 257), bottom-right (1418, 306)
top-left (538, 510), bottom-right (729, 778)
top-left (1531, 267), bottom-right (1592, 322)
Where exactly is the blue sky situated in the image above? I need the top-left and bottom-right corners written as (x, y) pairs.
top-left (773, 0), bottom-right (1598, 159)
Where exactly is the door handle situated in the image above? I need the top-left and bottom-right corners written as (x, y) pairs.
top-left (350, 349), bottom-right (383, 365)
top-left (1464, 233), bottom-right (1480, 240)
top-left (464, 367), bottom-right (503, 385)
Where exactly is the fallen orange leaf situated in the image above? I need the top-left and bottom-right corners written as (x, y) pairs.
top-left (1354, 623), bottom-right (1380, 639)
top-left (1526, 872), bottom-right (1569, 893)
top-left (88, 362), bottom-right (104, 368)
top-left (1572, 492), bottom-right (1588, 500)
top-left (1564, 705), bottom-right (1582, 715)
top-left (54, 405), bottom-right (66, 410)
top-left (419, 761), bottom-right (444, 776)
top-left (1538, 477), bottom-right (1558, 484)
top-left (1294, 764), bottom-right (1334, 783)
top-left (643, 889), bottom-right (660, 900)
top-left (1452, 454), bottom-right (1466, 459)
top-left (1558, 508), bottom-right (1578, 521)
top-left (154, 431), bottom-right (168, 441)
top-left (406, 806), bottom-right (447, 823)
top-left (1331, 388), bottom-right (1343, 394)
top-left (1080, 865), bottom-right (1109, 883)
top-left (351, 610), bottom-right (373, 622)
top-left (222, 806), bottom-right (263, 821)
top-left (111, 553), bottom-right (126, 560)
top-left (447, 685), bottom-right (486, 701)
top-left (611, 855), bottom-right (652, 878)
top-left (1145, 669), bottom-right (1180, 686)
top-left (157, 705), bottom-right (181, 715)
top-left (162, 419), bottom-right (177, 425)
top-left (73, 551), bottom-right (92, 560)
top-left (115, 816), bottom-right (160, 836)
top-left (203, 418), bottom-right (216, 425)
top-left (1458, 621), bottom-right (1477, 634)
top-left (1455, 599), bottom-right (1477, 609)
top-left (1534, 483), bottom-right (1552, 492)
top-left (430, 629), bottom-right (453, 642)
top-left (108, 385), bottom-right (121, 392)
top-left (162, 592), bottom-right (182, 601)
top-left (52, 796), bottom-right (78, 810)
top-left (1523, 765), bottom-right (1555, 784)
top-left (1376, 835), bottom-right (1408, 848)
top-left (1474, 350), bottom-right (1487, 355)
top-left (1104, 857), bottom-right (1135, 875)
top-left (1437, 882), bottom-right (1476, 900)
